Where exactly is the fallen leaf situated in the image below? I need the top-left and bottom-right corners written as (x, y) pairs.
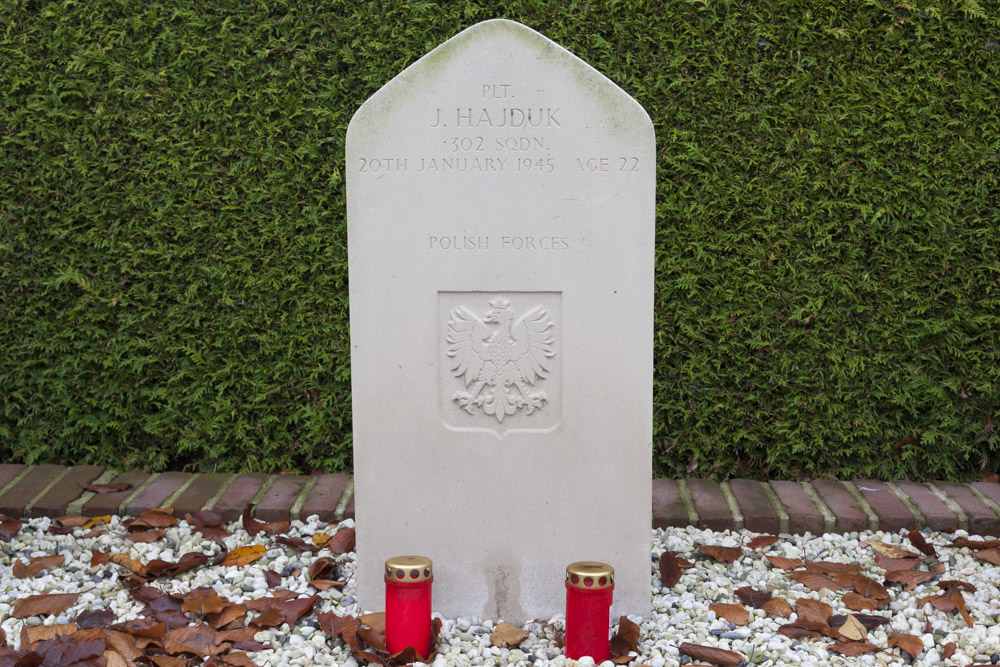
top-left (185, 510), bottom-right (224, 527)
top-left (0, 518), bottom-right (23, 541)
top-left (84, 482), bottom-right (133, 494)
top-left (658, 551), bottom-right (681, 587)
top-left (949, 585), bottom-right (974, 627)
top-left (746, 535), bottom-right (779, 549)
top-left (221, 545), bottom-right (267, 567)
top-left (884, 569), bottom-right (936, 590)
top-left (765, 555), bottom-right (803, 570)
top-left (829, 613), bottom-right (890, 632)
top-left (710, 603), bottom-right (749, 626)
top-left (12, 553), bottom-right (65, 579)
top-left (804, 560), bottom-right (864, 575)
top-left (888, 632), bottom-right (924, 658)
top-left (734, 586), bottom-right (771, 609)
top-left (206, 603), bottom-right (249, 630)
top-left (264, 570), bottom-right (281, 587)
top-left (828, 641), bottom-right (880, 656)
top-left (311, 533), bottom-right (333, 549)
top-left (13, 592), bottom-right (81, 618)
top-left (866, 541), bottom-right (921, 559)
top-left (837, 615), bottom-right (867, 642)
top-left (360, 612), bottom-right (386, 635)
top-left (54, 515), bottom-right (92, 527)
top-left (795, 599), bottom-right (833, 625)
top-left (182, 593), bottom-right (227, 616)
top-left (942, 641), bottom-right (956, 659)
top-left (20, 622), bottom-right (78, 649)
top-left (327, 527), bottom-right (356, 553)
top-left (875, 555), bottom-right (921, 571)
top-left (788, 570), bottom-right (846, 592)
top-left (490, 621), bottom-right (529, 648)
top-left (906, 530), bottom-right (937, 557)
top-left (76, 608), bottom-right (116, 629)
top-left (126, 529), bottom-right (166, 543)
top-left (110, 552), bottom-right (148, 577)
top-left (276, 536), bottom-right (316, 552)
top-left (948, 537), bottom-right (1000, 550)
top-left (697, 545), bottom-right (743, 563)
top-left (609, 615), bottom-right (640, 662)
top-left (760, 597), bottom-right (792, 618)
top-left (778, 620), bottom-right (827, 639)
top-left (974, 548), bottom-right (1000, 566)
top-left (678, 642), bottom-right (745, 666)
top-left (241, 504), bottom-right (289, 536)
top-left (842, 593), bottom-right (879, 612)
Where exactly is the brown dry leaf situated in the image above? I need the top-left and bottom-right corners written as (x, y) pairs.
top-left (276, 536), bottom-right (316, 552)
top-left (974, 548), bottom-right (1000, 566)
top-left (875, 555), bottom-right (921, 571)
top-left (837, 615), bottom-right (867, 642)
top-left (788, 570), bottom-right (846, 592)
top-left (888, 632), bottom-right (924, 658)
top-left (609, 615), bottom-right (640, 662)
top-left (884, 569), bottom-right (936, 590)
top-left (778, 620), bottom-right (827, 639)
top-left (804, 560), bottom-right (864, 575)
top-left (735, 586), bottom-right (771, 609)
top-left (20, 622), bottom-right (78, 649)
top-left (12, 553), bottom-right (65, 579)
top-left (327, 526), bottom-right (357, 553)
top-left (676, 557), bottom-right (694, 569)
top-left (491, 621), bottom-right (529, 649)
top-left (182, 593), bottom-right (227, 616)
top-left (949, 586), bottom-right (974, 628)
top-left (13, 592), bottom-right (81, 618)
top-left (761, 597), bottom-right (792, 618)
top-left (659, 551), bottom-right (682, 587)
top-left (844, 574), bottom-right (890, 602)
top-left (207, 603), bottom-right (249, 630)
top-left (84, 482), bottom-right (133, 494)
top-left (360, 612), bottom-right (386, 635)
top-left (948, 537), bottom-right (1000, 550)
top-left (104, 649), bottom-right (129, 667)
top-left (678, 642), bottom-right (745, 666)
top-left (710, 603), bottom-right (750, 626)
top-left (942, 641), bottom-right (956, 659)
top-left (110, 552), bottom-right (148, 577)
top-left (697, 544), bottom-right (743, 563)
top-left (311, 533), bottom-right (333, 549)
top-left (843, 592), bottom-right (879, 612)
top-left (746, 535), bottom-right (779, 549)
top-left (795, 598), bottom-right (833, 625)
top-left (0, 518), bottom-right (23, 541)
top-left (241, 503), bottom-right (289, 537)
top-left (906, 530), bottom-right (937, 557)
top-left (149, 657), bottom-right (190, 667)
top-left (866, 541), bottom-right (922, 559)
top-left (765, 555), bottom-right (803, 570)
top-left (221, 545), bottom-right (267, 567)
top-left (76, 609), bottom-right (116, 629)
top-left (126, 529), bottom-right (166, 543)
top-left (137, 508), bottom-right (176, 527)
top-left (829, 641), bottom-right (880, 656)
top-left (82, 515), bottom-right (112, 530)
top-left (54, 515), bottom-right (92, 527)
top-left (264, 570), bottom-right (281, 588)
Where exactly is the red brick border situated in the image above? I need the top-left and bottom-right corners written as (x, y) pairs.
top-left (3, 463), bottom-right (999, 538)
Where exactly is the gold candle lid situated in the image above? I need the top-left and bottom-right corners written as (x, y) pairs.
top-left (385, 555), bottom-right (433, 582)
top-left (566, 561), bottom-right (615, 590)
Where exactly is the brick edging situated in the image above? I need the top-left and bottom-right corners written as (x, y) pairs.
top-left (1, 465), bottom-right (998, 537)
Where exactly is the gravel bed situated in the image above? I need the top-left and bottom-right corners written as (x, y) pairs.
top-left (2, 515), bottom-right (999, 666)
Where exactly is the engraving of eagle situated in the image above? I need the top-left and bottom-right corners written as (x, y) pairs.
top-left (446, 296), bottom-right (555, 423)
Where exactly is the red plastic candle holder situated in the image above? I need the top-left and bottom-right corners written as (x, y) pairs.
top-left (564, 561), bottom-right (615, 661)
top-left (384, 555), bottom-right (434, 658)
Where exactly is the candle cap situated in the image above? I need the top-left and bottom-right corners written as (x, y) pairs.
top-left (385, 555), bottom-right (433, 582)
top-left (565, 561), bottom-right (614, 590)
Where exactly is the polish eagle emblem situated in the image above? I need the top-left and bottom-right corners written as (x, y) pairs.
top-left (446, 297), bottom-right (556, 423)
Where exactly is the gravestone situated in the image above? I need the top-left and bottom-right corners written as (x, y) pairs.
top-left (347, 19), bottom-right (654, 622)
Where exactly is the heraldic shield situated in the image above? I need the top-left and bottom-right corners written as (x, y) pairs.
top-left (439, 291), bottom-right (562, 438)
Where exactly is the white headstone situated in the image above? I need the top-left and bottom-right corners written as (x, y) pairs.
top-left (347, 19), bottom-right (654, 623)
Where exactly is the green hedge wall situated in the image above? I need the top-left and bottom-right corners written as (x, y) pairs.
top-left (1, 0), bottom-right (998, 479)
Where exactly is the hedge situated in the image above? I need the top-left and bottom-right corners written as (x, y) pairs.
top-left (1, 0), bottom-right (997, 479)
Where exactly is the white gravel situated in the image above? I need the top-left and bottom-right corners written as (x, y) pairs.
top-left (2, 516), bottom-right (999, 666)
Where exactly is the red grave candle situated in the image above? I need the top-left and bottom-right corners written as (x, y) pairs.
top-left (384, 555), bottom-right (433, 658)
top-left (564, 561), bottom-right (615, 662)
